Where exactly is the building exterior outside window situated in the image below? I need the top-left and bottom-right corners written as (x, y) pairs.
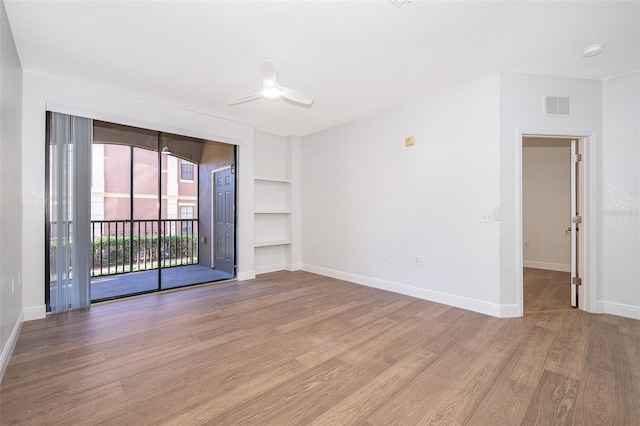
top-left (91, 144), bottom-right (197, 224)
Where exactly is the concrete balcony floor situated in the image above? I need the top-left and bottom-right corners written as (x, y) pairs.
top-left (91, 264), bottom-right (233, 301)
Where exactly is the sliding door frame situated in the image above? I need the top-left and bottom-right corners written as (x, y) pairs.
top-left (45, 111), bottom-right (238, 309)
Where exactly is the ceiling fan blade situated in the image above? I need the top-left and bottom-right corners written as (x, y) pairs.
top-left (262, 60), bottom-right (278, 87)
top-left (228, 93), bottom-right (263, 106)
top-left (280, 87), bottom-right (314, 107)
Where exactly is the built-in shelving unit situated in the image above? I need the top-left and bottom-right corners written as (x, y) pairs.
top-left (254, 177), bottom-right (291, 249)
top-left (253, 133), bottom-right (295, 274)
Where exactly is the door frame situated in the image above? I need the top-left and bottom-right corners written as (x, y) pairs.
top-left (516, 130), bottom-right (596, 313)
top-left (211, 165), bottom-right (234, 269)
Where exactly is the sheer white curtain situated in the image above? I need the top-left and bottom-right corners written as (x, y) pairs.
top-left (48, 112), bottom-right (92, 312)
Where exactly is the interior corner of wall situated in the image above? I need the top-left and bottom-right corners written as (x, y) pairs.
top-left (23, 305), bottom-right (46, 321)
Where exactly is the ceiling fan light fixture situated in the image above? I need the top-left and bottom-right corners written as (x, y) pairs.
top-left (262, 86), bottom-right (281, 100)
top-left (582, 44), bottom-right (603, 58)
top-left (229, 61), bottom-right (313, 107)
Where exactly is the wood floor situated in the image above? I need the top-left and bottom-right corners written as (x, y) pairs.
top-left (524, 267), bottom-right (573, 314)
top-left (2, 271), bottom-right (639, 425)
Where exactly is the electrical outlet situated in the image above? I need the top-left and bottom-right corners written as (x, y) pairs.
top-left (414, 256), bottom-right (421, 266)
top-left (524, 241), bottom-right (530, 248)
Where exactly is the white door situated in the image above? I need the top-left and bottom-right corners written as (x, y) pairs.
top-left (214, 168), bottom-right (235, 275)
top-left (570, 139), bottom-right (581, 308)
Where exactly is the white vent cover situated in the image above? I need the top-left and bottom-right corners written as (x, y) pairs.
top-left (545, 96), bottom-right (570, 116)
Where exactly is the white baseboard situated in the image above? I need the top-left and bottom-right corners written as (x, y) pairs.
top-left (236, 270), bottom-right (256, 281)
top-left (523, 260), bottom-right (571, 272)
top-left (597, 301), bottom-right (640, 320)
top-left (300, 264), bottom-right (514, 318)
top-left (24, 305), bottom-right (46, 321)
top-left (0, 310), bottom-right (23, 383)
top-left (255, 263), bottom-right (286, 275)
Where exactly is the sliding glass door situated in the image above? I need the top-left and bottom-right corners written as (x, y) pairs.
top-left (47, 116), bottom-right (237, 309)
top-left (90, 143), bottom-right (134, 299)
top-left (159, 134), bottom-right (199, 290)
top-left (90, 124), bottom-right (162, 300)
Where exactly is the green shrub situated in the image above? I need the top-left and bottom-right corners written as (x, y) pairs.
top-left (50, 234), bottom-right (198, 276)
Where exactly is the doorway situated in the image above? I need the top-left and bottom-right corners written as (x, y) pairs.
top-left (522, 136), bottom-right (586, 314)
top-left (213, 167), bottom-right (236, 275)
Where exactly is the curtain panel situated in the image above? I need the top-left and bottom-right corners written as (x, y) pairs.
top-left (47, 112), bottom-right (92, 312)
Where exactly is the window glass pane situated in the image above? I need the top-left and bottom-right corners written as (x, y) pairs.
top-left (181, 161), bottom-right (194, 180)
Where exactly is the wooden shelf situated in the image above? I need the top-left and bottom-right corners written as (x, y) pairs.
top-left (254, 239), bottom-right (291, 248)
top-left (254, 176), bottom-right (291, 183)
top-left (254, 210), bottom-right (291, 215)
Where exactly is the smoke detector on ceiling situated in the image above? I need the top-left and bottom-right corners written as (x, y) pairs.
top-left (582, 44), bottom-right (603, 58)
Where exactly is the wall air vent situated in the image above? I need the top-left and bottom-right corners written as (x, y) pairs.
top-left (545, 96), bottom-right (570, 116)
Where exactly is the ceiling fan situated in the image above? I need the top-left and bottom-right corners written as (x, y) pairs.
top-left (228, 60), bottom-right (314, 107)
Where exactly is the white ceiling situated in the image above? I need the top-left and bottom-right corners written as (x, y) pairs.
top-left (4, 1), bottom-right (639, 137)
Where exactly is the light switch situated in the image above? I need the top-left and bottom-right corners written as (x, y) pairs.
top-left (480, 213), bottom-right (493, 223)
top-left (405, 136), bottom-right (414, 147)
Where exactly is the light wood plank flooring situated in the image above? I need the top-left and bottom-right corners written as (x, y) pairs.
top-left (1, 271), bottom-right (638, 425)
top-left (524, 267), bottom-right (573, 314)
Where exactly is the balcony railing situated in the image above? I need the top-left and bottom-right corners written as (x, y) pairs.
top-left (90, 219), bottom-right (198, 277)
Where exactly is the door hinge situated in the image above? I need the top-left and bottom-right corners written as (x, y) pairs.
top-left (572, 154), bottom-right (582, 162)
top-left (572, 276), bottom-right (582, 286)
top-left (572, 215), bottom-right (582, 224)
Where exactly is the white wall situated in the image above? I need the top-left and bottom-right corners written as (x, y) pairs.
top-left (301, 75), bottom-right (504, 316)
top-left (600, 70), bottom-right (640, 319)
top-left (500, 73), bottom-right (602, 314)
top-left (254, 130), bottom-right (290, 179)
top-left (0, 0), bottom-right (23, 379)
top-left (21, 72), bottom-right (256, 321)
top-left (522, 139), bottom-right (571, 271)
